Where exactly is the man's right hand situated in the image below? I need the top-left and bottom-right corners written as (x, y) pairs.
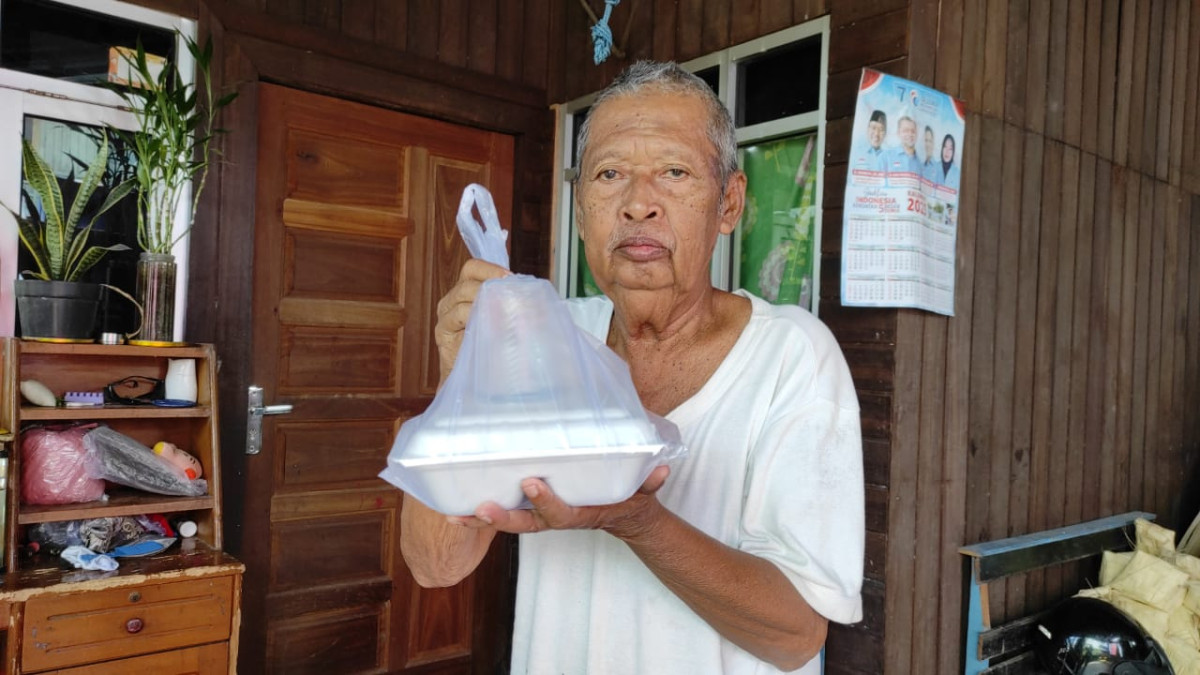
top-left (434, 259), bottom-right (510, 386)
top-left (449, 465), bottom-right (672, 539)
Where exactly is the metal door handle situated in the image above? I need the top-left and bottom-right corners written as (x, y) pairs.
top-left (246, 385), bottom-right (293, 455)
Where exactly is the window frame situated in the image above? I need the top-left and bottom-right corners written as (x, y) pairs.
top-left (0, 0), bottom-right (195, 336)
top-left (550, 17), bottom-right (830, 315)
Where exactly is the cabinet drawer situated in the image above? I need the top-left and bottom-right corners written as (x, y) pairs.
top-left (47, 642), bottom-right (229, 674)
top-left (22, 575), bottom-right (235, 672)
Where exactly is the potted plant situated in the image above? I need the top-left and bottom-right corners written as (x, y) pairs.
top-left (109, 33), bottom-right (236, 343)
top-left (2, 136), bottom-right (131, 340)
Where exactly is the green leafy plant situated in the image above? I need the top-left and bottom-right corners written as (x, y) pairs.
top-left (2, 136), bottom-right (132, 282)
top-left (110, 33), bottom-right (237, 254)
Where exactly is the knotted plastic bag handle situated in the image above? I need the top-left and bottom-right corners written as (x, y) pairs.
top-left (456, 183), bottom-right (510, 270)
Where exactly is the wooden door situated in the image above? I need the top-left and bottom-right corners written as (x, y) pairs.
top-left (238, 84), bottom-right (515, 674)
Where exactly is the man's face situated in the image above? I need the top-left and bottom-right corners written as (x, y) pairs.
top-left (924, 129), bottom-right (934, 160)
top-left (867, 119), bottom-right (885, 149)
top-left (575, 91), bottom-right (745, 297)
top-left (899, 119), bottom-right (917, 152)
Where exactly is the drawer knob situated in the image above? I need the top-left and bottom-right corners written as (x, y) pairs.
top-left (125, 618), bottom-right (144, 634)
top-left (128, 591), bottom-right (141, 603)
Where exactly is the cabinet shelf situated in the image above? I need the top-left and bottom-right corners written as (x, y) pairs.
top-left (0, 538), bottom-right (241, 597)
top-left (15, 342), bottom-right (208, 358)
top-left (18, 490), bottom-right (216, 525)
top-left (19, 405), bottom-right (212, 421)
top-left (2, 339), bottom-right (225, 572)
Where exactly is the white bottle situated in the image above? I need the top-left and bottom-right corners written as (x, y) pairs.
top-left (164, 359), bottom-right (197, 403)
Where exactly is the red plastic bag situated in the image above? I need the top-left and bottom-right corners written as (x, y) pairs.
top-left (21, 425), bottom-right (105, 505)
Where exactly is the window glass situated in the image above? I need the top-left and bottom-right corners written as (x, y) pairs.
top-left (571, 106), bottom-right (591, 167)
top-left (736, 36), bottom-right (821, 127)
top-left (568, 106), bottom-right (603, 297)
top-left (694, 66), bottom-right (720, 97)
top-left (17, 116), bottom-right (141, 334)
top-left (737, 133), bottom-right (817, 307)
top-left (0, 0), bottom-right (175, 85)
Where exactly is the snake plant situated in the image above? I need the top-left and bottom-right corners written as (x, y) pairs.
top-left (3, 135), bottom-right (132, 282)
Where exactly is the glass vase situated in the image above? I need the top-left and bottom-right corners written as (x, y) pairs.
top-left (136, 252), bottom-right (176, 343)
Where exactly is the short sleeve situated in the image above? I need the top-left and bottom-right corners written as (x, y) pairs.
top-left (737, 328), bottom-right (865, 625)
top-left (739, 396), bottom-right (864, 624)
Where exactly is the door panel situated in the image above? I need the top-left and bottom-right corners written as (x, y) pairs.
top-left (277, 421), bottom-right (396, 486)
top-left (408, 580), bottom-right (474, 665)
top-left (278, 328), bottom-right (399, 391)
top-left (268, 606), bottom-right (385, 674)
top-left (242, 83), bottom-right (515, 674)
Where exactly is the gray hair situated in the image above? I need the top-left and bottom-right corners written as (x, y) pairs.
top-left (574, 61), bottom-right (738, 189)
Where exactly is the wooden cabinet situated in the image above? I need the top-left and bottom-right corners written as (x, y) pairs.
top-left (0, 339), bottom-right (243, 674)
top-left (47, 642), bottom-right (230, 675)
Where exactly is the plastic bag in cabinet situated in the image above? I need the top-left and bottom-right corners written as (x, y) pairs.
top-left (83, 426), bottom-right (208, 497)
top-left (21, 424), bottom-right (105, 505)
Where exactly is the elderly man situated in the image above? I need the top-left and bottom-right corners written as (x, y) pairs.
top-left (401, 61), bottom-right (864, 675)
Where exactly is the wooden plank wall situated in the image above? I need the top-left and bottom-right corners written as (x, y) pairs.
top-left (896, 0), bottom-right (1200, 674)
top-left (192, 0), bottom-right (558, 93)
top-left (130, 0), bottom-right (555, 107)
top-left (823, 5), bottom-right (906, 674)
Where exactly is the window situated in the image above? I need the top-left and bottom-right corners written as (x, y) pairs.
top-left (1, 0), bottom-right (176, 84)
top-left (551, 18), bottom-right (829, 314)
top-left (0, 0), bottom-right (194, 336)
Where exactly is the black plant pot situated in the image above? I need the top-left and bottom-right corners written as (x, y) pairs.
top-left (14, 279), bottom-right (101, 340)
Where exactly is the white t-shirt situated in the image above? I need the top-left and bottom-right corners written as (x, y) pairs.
top-left (510, 291), bottom-right (864, 675)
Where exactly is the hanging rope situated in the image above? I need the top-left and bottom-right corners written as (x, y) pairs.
top-left (589, 0), bottom-right (620, 64)
top-left (578, 0), bottom-right (640, 64)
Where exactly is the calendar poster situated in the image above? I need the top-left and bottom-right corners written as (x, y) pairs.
top-left (840, 69), bottom-right (966, 316)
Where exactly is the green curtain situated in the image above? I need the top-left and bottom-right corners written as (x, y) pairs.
top-left (739, 133), bottom-right (817, 308)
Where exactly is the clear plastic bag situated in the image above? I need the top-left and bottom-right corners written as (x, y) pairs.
top-left (21, 424), bottom-right (106, 505)
top-left (380, 184), bottom-right (685, 515)
top-left (83, 426), bottom-right (208, 497)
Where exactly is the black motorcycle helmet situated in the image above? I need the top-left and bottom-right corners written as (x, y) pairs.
top-left (1033, 596), bottom-right (1175, 675)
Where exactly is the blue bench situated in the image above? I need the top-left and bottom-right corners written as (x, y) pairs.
top-left (959, 511), bottom-right (1155, 675)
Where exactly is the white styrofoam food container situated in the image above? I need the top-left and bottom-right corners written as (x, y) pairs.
top-left (385, 443), bottom-right (668, 516)
top-left (381, 408), bottom-right (672, 515)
